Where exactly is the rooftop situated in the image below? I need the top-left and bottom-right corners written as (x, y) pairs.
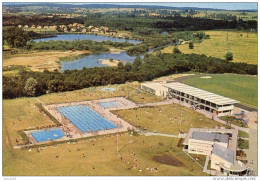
top-left (163, 82), bottom-right (239, 105)
top-left (191, 131), bottom-right (229, 143)
top-left (212, 144), bottom-right (234, 164)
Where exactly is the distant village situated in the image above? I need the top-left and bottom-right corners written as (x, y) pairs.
top-left (17, 23), bottom-right (113, 33)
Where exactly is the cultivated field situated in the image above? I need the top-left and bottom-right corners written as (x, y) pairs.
top-left (3, 83), bottom-right (207, 176)
top-left (112, 104), bottom-right (226, 135)
top-left (183, 74), bottom-right (257, 107)
top-left (163, 30), bottom-right (257, 64)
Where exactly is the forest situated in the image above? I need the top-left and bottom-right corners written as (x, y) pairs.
top-left (3, 51), bottom-right (257, 99)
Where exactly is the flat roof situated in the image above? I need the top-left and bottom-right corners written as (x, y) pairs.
top-left (141, 82), bottom-right (168, 91)
top-left (212, 144), bottom-right (234, 164)
top-left (191, 131), bottom-right (229, 143)
top-left (163, 82), bottom-right (239, 105)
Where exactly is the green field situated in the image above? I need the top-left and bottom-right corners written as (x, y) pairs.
top-left (112, 104), bottom-right (226, 135)
top-left (3, 84), bottom-right (207, 176)
top-left (184, 74), bottom-right (257, 107)
top-left (162, 30), bottom-right (258, 64)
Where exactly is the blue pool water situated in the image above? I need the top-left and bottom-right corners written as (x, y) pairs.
top-left (56, 105), bottom-right (117, 132)
top-left (34, 34), bottom-right (142, 45)
top-left (100, 87), bottom-right (116, 92)
top-left (99, 101), bottom-right (120, 108)
top-left (31, 128), bottom-right (65, 142)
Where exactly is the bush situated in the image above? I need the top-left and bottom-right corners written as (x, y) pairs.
top-left (173, 47), bottom-right (181, 54)
top-left (189, 42), bottom-right (194, 49)
top-left (225, 52), bottom-right (233, 61)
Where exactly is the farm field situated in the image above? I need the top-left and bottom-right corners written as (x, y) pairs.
top-left (3, 85), bottom-right (206, 176)
top-left (162, 30), bottom-right (257, 64)
top-left (183, 74), bottom-right (257, 107)
top-left (112, 104), bottom-right (226, 135)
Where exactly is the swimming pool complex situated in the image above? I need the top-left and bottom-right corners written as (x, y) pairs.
top-left (99, 101), bottom-right (120, 108)
top-left (56, 105), bottom-right (117, 132)
top-left (31, 128), bottom-right (65, 142)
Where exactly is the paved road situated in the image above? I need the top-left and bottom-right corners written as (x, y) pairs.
top-left (246, 128), bottom-right (258, 176)
top-left (174, 74), bottom-right (257, 112)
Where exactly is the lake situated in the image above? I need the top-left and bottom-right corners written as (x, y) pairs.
top-left (60, 50), bottom-right (153, 71)
top-left (34, 34), bottom-right (142, 45)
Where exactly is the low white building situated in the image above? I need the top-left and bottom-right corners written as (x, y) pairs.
top-left (141, 82), bottom-right (168, 97)
top-left (187, 131), bottom-right (229, 155)
top-left (183, 128), bottom-right (248, 176)
top-left (163, 82), bottom-right (239, 117)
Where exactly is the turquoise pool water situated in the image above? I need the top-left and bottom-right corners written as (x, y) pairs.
top-left (31, 128), bottom-right (65, 142)
top-left (99, 101), bottom-right (120, 108)
top-left (100, 87), bottom-right (116, 91)
top-left (56, 105), bottom-right (117, 132)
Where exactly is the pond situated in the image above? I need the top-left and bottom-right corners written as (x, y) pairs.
top-left (59, 48), bottom-right (155, 71)
top-left (34, 34), bottom-right (142, 45)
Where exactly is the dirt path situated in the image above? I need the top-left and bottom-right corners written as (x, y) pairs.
top-left (3, 50), bottom-right (91, 72)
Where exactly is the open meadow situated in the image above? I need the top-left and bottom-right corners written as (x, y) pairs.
top-left (162, 30), bottom-right (257, 64)
top-left (183, 74), bottom-right (257, 107)
top-left (3, 83), bottom-right (208, 176)
top-left (3, 50), bottom-right (91, 72)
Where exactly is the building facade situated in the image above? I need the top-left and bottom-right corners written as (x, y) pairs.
top-left (163, 82), bottom-right (239, 117)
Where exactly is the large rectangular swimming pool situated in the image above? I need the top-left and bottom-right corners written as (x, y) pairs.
top-left (31, 128), bottom-right (65, 142)
top-left (56, 105), bottom-right (117, 133)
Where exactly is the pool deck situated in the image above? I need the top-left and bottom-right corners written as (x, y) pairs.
top-left (24, 97), bottom-right (136, 145)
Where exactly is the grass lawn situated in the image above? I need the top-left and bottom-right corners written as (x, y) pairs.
top-left (38, 82), bottom-right (163, 105)
top-left (112, 104), bottom-right (226, 135)
top-left (183, 74), bottom-right (257, 107)
top-left (3, 90), bottom-right (207, 176)
top-left (162, 30), bottom-right (257, 64)
top-left (238, 138), bottom-right (249, 149)
top-left (238, 130), bottom-right (249, 138)
top-left (220, 116), bottom-right (248, 128)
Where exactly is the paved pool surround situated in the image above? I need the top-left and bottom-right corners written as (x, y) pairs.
top-left (24, 97), bottom-right (136, 144)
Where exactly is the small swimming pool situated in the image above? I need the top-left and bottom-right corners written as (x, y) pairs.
top-left (56, 105), bottom-right (117, 132)
top-left (31, 128), bottom-right (65, 142)
top-left (101, 87), bottom-right (116, 92)
top-left (99, 101), bottom-right (120, 108)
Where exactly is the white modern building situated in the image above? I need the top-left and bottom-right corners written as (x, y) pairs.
top-left (183, 128), bottom-right (248, 176)
top-left (141, 82), bottom-right (168, 97)
top-left (163, 82), bottom-right (239, 117)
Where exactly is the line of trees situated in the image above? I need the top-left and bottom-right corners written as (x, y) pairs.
top-left (3, 51), bottom-right (257, 99)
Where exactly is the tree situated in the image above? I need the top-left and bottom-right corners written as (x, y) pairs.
top-left (173, 47), bottom-right (181, 54)
top-left (225, 52), bottom-right (233, 61)
top-left (117, 61), bottom-right (124, 69)
top-left (109, 58), bottom-right (113, 62)
top-left (24, 77), bottom-right (37, 96)
top-left (189, 42), bottom-right (194, 49)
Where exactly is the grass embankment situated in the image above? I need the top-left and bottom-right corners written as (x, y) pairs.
top-left (3, 83), bottom-right (206, 176)
top-left (238, 130), bottom-right (249, 138)
top-left (162, 30), bottom-right (257, 64)
top-left (3, 50), bottom-right (91, 72)
top-left (220, 116), bottom-right (248, 128)
top-left (183, 74), bottom-right (257, 107)
top-left (112, 104), bottom-right (226, 135)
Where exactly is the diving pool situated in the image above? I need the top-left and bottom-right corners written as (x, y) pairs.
top-left (99, 101), bottom-right (120, 108)
top-left (31, 128), bottom-right (65, 142)
top-left (56, 105), bottom-right (117, 132)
